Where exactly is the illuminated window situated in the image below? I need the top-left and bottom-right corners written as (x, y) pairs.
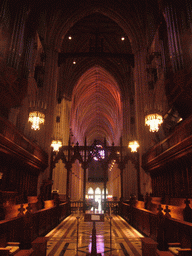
top-left (88, 187), bottom-right (94, 199)
top-left (90, 144), bottom-right (105, 161)
top-left (95, 187), bottom-right (101, 195)
top-left (88, 187), bottom-right (94, 194)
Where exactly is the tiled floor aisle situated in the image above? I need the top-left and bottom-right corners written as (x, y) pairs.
top-left (46, 213), bottom-right (143, 256)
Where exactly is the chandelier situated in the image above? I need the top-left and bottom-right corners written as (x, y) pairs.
top-left (145, 113), bottom-right (163, 132)
top-left (51, 97), bottom-right (63, 152)
top-left (28, 111), bottom-right (45, 130)
top-left (128, 141), bottom-right (140, 152)
top-left (51, 140), bottom-right (62, 152)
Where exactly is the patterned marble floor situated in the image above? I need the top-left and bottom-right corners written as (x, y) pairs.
top-left (45, 213), bottom-right (143, 256)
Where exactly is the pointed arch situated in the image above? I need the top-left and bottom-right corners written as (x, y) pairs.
top-left (71, 66), bottom-right (123, 145)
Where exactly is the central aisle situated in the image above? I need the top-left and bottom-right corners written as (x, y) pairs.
top-left (46, 213), bottom-right (143, 256)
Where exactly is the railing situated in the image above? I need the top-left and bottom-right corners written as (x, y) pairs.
top-left (142, 114), bottom-right (192, 170)
top-left (120, 201), bottom-right (192, 250)
top-left (0, 115), bottom-right (48, 170)
top-left (70, 201), bottom-right (84, 212)
top-left (106, 201), bottom-right (120, 214)
top-left (70, 200), bottom-right (120, 214)
top-left (0, 202), bottom-right (69, 245)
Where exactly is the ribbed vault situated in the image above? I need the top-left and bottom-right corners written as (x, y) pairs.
top-left (71, 66), bottom-right (123, 145)
top-left (57, 12), bottom-right (134, 100)
top-left (45, 1), bottom-right (160, 146)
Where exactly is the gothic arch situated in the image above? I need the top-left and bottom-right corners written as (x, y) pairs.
top-left (70, 66), bottom-right (123, 145)
top-left (48, 2), bottom-right (146, 52)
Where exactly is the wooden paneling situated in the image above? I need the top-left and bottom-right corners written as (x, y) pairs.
top-left (0, 115), bottom-right (48, 199)
top-left (142, 115), bottom-right (192, 172)
top-left (0, 116), bottom-right (48, 171)
top-left (120, 202), bottom-right (192, 251)
top-left (0, 202), bottom-right (69, 245)
top-left (142, 115), bottom-right (192, 198)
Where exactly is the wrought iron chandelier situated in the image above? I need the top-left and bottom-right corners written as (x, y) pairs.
top-left (145, 113), bottom-right (163, 132)
top-left (28, 100), bottom-right (46, 130)
top-left (128, 140), bottom-right (140, 152)
top-left (51, 98), bottom-right (62, 151)
top-left (51, 140), bottom-right (62, 152)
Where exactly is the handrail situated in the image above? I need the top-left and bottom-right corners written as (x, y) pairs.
top-left (0, 202), bottom-right (69, 245)
top-left (0, 115), bottom-right (48, 169)
top-left (120, 201), bottom-right (192, 250)
top-left (142, 114), bottom-right (192, 169)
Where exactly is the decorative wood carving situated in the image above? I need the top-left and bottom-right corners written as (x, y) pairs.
top-left (0, 116), bottom-right (48, 171)
top-left (143, 115), bottom-right (192, 198)
top-left (142, 114), bottom-right (192, 172)
top-left (0, 116), bottom-right (48, 200)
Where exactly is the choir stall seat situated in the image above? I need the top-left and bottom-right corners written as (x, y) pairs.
top-left (168, 244), bottom-right (192, 256)
top-left (168, 235), bottom-right (192, 256)
top-left (0, 236), bottom-right (20, 256)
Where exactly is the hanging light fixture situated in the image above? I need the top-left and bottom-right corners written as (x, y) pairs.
top-left (128, 140), bottom-right (140, 152)
top-left (51, 140), bottom-right (62, 152)
top-left (51, 97), bottom-right (62, 152)
top-left (144, 102), bottom-right (163, 132)
top-left (28, 100), bottom-right (46, 130)
top-left (28, 111), bottom-right (45, 130)
top-left (145, 113), bottom-right (163, 132)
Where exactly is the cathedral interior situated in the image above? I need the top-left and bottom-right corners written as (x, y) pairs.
top-left (0, 0), bottom-right (192, 255)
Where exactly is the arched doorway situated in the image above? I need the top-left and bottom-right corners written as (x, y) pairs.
top-left (87, 187), bottom-right (94, 199)
top-left (95, 187), bottom-right (101, 211)
top-left (87, 187), bottom-right (108, 211)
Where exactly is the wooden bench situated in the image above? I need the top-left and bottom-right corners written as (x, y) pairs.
top-left (168, 243), bottom-right (192, 255)
top-left (0, 235), bottom-right (20, 255)
top-left (164, 218), bottom-right (192, 256)
top-left (0, 242), bottom-right (20, 255)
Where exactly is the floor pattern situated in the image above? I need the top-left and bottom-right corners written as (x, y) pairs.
top-left (46, 213), bottom-right (143, 256)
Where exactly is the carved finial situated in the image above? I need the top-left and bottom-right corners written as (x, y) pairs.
top-left (157, 204), bottom-right (164, 216)
top-left (184, 198), bottom-right (190, 207)
top-left (164, 205), bottom-right (171, 218)
top-left (18, 204), bottom-right (25, 217)
top-left (25, 203), bottom-right (32, 216)
top-left (183, 198), bottom-right (192, 222)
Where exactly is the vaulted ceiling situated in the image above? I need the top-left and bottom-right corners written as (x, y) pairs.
top-left (57, 12), bottom-right (134, 144)
top-left (70, 66), bottom-right (123, 145)
top-left (39, 0), bottom-right (160, 145)
top-left (58, 12), bottom-right (134, 99)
